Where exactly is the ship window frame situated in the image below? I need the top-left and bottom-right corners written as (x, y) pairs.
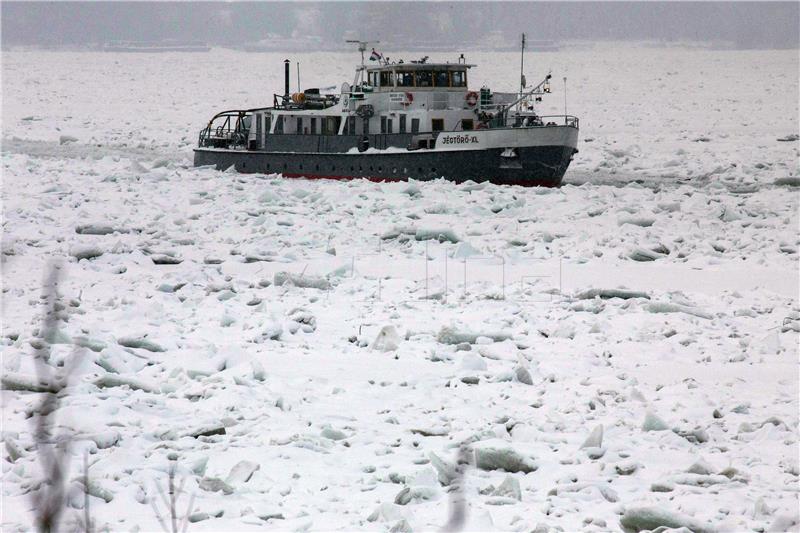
top-left (411, 118), bottom-right (420, 133)
top-left (380, 116), bottom-right (387, 134)
top-left (379, 71), bottom-right (393, 88)
top-left (431, 118), bottom-right (444, 132)
top-left (451, 70), bottom-right (467, 88)
top-left (310, 117), bottom-right (317, 135)
top-left (434, 70), bottom-right (449, 87)
top-left (461, 119), bottom-right (474, 131)
top-left (416, 70), bottom-right (433, 87)
top-left (387, 118), bottom-right (393, 134)
top-left (399, 114), bottom-right (407, 133)
top-left (296, 117), bottom-right (303, 135)
top-left (396, 71), bottom-right (415, 87)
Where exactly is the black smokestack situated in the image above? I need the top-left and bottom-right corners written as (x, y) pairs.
top-left (284, 59), bottom-right (290, 96)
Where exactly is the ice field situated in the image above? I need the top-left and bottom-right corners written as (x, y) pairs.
top-left (2, 45), bottom-right (799, 531)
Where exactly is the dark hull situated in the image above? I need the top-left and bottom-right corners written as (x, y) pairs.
top-left (193, 145), bottom-right (577, 187)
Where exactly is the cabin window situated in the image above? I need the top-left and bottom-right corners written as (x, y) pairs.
top-left (462, 119), bottom-right (474, 131)
top-left (387, 118), bottom-right (393, 134)
top-left (432, 118), bottom-right (444, 132)
top-left (379, 71), bottom-right (392, 88)
top-left (380, 116), bottom-right (387, 134)
top-left (451, 70), bottom-right (466, 87)
top-left (310, 117), bottom-right (317, 135)
top-left (396, 72), bottom-right (414, 87)
top-left (416, 71), bottom-right (433, 87)
top-left (296, 117), bottom-right (303, 134)
top-left (323, 117), bottom-right (339, 135)
top-left (434, 71), bottom-right (449, 87)
top-left (368, 72), bottom-right (378, 87)
top-left (275, 116), bottom-right (284, 133)
top-left (265, 115), bottom-right (272, 134)
top-left (399, 115), bottom-right (407, 133)
top-left (347, 116), bottom-right (356, 135)
top-left (363, 117), bottom-right (370, 135)
top-left (411, 118), bottom-right (420, 133)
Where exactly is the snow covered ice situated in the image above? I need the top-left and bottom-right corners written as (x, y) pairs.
top-left (2, 45), bottom-right (799, 531)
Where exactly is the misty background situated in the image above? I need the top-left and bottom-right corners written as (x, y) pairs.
top-left (2, 1), bottom-right (798, 50)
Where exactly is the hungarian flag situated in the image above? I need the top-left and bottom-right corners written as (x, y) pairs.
top-left (369, 48), bottom-right (382, 61)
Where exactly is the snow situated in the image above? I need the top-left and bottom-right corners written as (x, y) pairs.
top-left (1, 44), bottom-right (799, 531)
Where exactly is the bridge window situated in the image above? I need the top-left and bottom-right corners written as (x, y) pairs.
top-left (434, 71), bottom-right (449, 87)
top-left (380, 71), bottom-right (393, 88)
top-left (396, 72), bottom-right (414, 87)
top-left (432, 118), bottom-right (444, 132)
top-left (451, 70), bottom-right (466, 87)
top-left (416, 71), bottom-right (433, 87)
top-left (275, 116), bottom-right (284, 133)
top-left (462, 119), bottom-right (473, 131)
top-left (368, 72), bottom-right (378, 87)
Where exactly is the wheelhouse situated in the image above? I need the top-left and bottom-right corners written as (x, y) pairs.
top-left (365, 63), bottom-right (473, 91)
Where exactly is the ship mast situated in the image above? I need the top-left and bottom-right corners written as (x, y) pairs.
top-left (518, 33), bottom-right (526, 113)
top-left (346, 39), bottom-right (379, 87)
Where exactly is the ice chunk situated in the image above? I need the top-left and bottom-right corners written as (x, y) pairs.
top-left (628, 248), bottom-right (666, 262)
top-left (117, 336), bottom-right (166, 352)
top-left (274, 271), bottom-right (332, 290)
top-left (437, 326), bottom-right (511, 345)
top-left (1, 372), bottom-right (57, 393)
top-left (70, 245), bottom-right (103, 260)
top-left (461, 352), bottom-right (487, 371)
top-left (581, 425), bottom-right (604, 449)
top-left (475, 447), bottom-right (537, 474)
top-left (415, 228), bottom-right (459, 243)
top-left (94, 373), bottom-right (157, 393)
top-left (642, 411), bottom-right (669, 432)
top-left (647, 302), bottom-right (712, 320)
top-left (514, 366), bottom-right (533, 385)
top-left (620, 507), bottom-right (716, 533)
top-left (320, 427), bottom-right (348, 441)
top-left (577, 289), bottom-right (650, 300)
top-left (226, 460), bottom-right (260, 484)
top-left (492, 475), bottom-right (521, 500)
top-left (428, 452), bottom-right (458, 486)
top-left (372, 325), bottom-right (400, 352)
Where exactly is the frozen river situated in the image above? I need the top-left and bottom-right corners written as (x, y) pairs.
top-left (2, 45), bottom-right (798, 531)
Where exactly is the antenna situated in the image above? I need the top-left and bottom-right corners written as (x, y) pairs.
top-left (346, 39), bottom-right (380, 87)
top-left (563, 76), bottom-right (568, 122)
top-left (297, 62), bottom-right (301, 93)
top-left (346, 39), bottom-right (380, 71)
top-left (519, 33), bottom-right (526, 94)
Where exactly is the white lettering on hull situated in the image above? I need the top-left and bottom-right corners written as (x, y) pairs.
top-left (434, 127), bottom-right (579, 152)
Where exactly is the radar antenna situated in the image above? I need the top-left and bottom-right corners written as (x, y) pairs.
top-left (346, 40), bottom-right (380, 71)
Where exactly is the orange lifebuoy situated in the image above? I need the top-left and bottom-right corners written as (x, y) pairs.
top-left (465, 91), bottom-right (478, 107)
